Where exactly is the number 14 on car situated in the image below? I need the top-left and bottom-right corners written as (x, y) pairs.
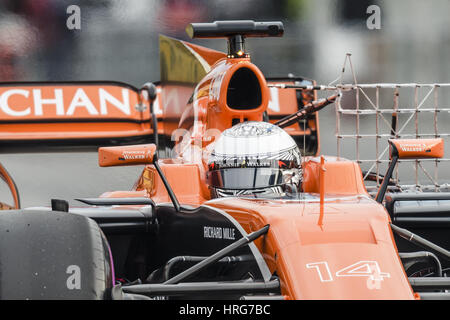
top-left (306, 261), bottom-right (390, 284)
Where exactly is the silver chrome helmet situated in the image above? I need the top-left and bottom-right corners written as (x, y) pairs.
top-left (207, 121), bottom-right (302, 198)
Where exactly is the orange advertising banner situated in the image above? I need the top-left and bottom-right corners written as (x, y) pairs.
top-left (0, 82), bottom-right (153, 142)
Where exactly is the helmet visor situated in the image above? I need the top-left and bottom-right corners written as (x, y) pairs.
top-left (208, 167), bottom-right (285, 190)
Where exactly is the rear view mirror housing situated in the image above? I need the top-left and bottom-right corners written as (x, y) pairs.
top-left (389, 138), bottom-right (444, 159)
top-left (376, 138), bottom-right (444, 203)
top-left (98, 143), bottom-right (181, 211)
top-left (98, 144), bottom-right (156, 167)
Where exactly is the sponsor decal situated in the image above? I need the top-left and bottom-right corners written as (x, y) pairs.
top-left (203, 226), bottom-right (236, 240)
top-left (0, 87), bottom-right (137, 118)
top-left (399, 143), bottom-right (429, 153)
top-left (119, 150), bottom-right (153, 161)
top-left (306, 260), bottom-right (390, 290)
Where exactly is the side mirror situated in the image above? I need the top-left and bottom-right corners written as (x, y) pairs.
top-left (98, 143), bottom-right (182, 212)
top-left (389, 138), bottom-right (444, 159)
top-left (376, 138), bottom-right (444, 203)
top-left (98, 144), bottom-right (156, 167)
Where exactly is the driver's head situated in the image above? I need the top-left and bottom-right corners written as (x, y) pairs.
top-left (207, 121), bottom-right (302, 198)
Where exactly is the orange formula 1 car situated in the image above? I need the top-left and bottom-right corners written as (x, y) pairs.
top-left (1, 21), bottom-right (450, 300)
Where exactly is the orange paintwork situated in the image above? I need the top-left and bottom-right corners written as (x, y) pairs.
top-left (100, 190), bottom-right (148, 198)
top-left (267, 80), bottom-right (319, 156)
top-left (0, 41), bottom-right (317, 150)
top-left (179, 57), bottom-right (269, 144)
top-left (0, 35), bottom-right (417, 299)
top-left (155, 83), bottom-right (193, 138)
top-left (318, 156), bottom-right (325, 227)
top-left (129, 156), bottom-right (416, 299)
top-left (389, 138), bottom-right (444, 159)
top-left (98, 144), bottom-right (156, 167)
top-left (0, 83), bottom-right (151, 141)
top-left (183, 41), bottom-right (227, 67)
top-left (133, 155), bottom-right (370, 206)
top-left (134, 159), bottom-right (210, 204)
top-left (0, 162), bottom-right (19, 209)
top-left (302, 156), bottom-right (368, 195)
top-left (206, 196), bottom-right (414, 299)
top-left (96, 40), bottom-right (417, 299)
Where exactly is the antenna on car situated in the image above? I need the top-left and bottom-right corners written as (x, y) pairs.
top-left (318, 156), bottom-right (326, 229)
top-left (185, 20), bottom-right (284, 58)
top-left (140, 83), bottom-right (159, 149)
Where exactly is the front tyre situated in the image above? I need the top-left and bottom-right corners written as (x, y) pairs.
top-left (0, 210), bottom-right (114, 299)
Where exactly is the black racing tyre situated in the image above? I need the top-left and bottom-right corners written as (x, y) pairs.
top-left (0, 210), bottom-right (114, 299)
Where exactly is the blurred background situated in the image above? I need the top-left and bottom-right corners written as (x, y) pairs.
top-left (0, 0), bottom-right (449, 207)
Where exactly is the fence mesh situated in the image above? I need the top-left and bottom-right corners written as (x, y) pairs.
top-left (325, 55), bottom-right (450, 194)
